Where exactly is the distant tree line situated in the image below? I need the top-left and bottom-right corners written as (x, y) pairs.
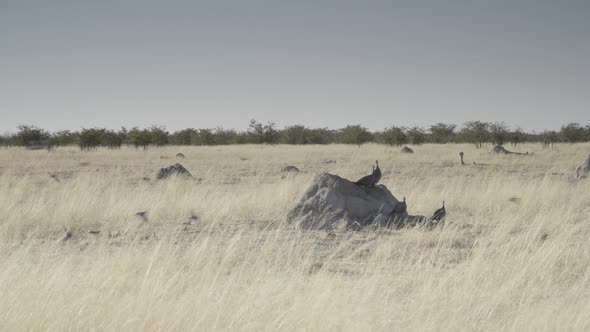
top-left (1, 121), bottom-right (589, 149)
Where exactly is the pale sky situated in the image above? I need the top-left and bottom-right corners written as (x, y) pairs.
top-left (1, 0), bottom-right (589, 133)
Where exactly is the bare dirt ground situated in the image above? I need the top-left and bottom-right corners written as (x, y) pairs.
top-left (0, 143), bottom-right (589, 331)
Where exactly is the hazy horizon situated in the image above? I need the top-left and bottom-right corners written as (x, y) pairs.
top-left (1, 119), bottom-right (588, 136)
top-left (2, 1), bottom-right (590, 133)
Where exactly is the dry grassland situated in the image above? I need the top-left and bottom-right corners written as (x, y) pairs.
top-left (0, 143), bottom-right (589, 331)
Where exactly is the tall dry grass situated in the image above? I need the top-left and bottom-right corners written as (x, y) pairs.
top-left (0, 143), bottom-right (589, 331)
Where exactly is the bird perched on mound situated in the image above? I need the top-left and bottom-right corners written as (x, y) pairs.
top-left (392, 197), bottom-right (407, 213)
top-left (355, 161), bottom-right (381, 188)
top-left (373, 160), bottom-right (381, 184)
top-left (430, 201), bottom-right (446, 221)
top-left (355, 166), bottom-right (376, 187)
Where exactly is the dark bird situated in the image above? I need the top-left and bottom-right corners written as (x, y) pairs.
top-left (355, 166), bottom-right (376, 187)
top-left (184, 212), bottom-right (199, 225)
top-left (430, 201), bottom-right (446, 221)
top-left (508, 197), bottom-right (521, 204)
top-left (459, 152), bottom-right (466, 165)
top-left (48, 172), bottom-right (60, 183)
top-left (373, 160), bottom-right (381, 185)
top-left (62, 227), bottom-right (72, 241)
top-left (392, 197), bottom-right (407, 214)
top-left (135, 211), bottom-right (149, 222)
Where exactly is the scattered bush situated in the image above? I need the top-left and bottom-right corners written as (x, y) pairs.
top-left (337, 125), bottom-right (373, 145)
top-left (380, 126), bottom-right (408, 146)
top-left (3, 120), bottom-right (590, 148)
top-left (11, 125), bottom-right (50, 146)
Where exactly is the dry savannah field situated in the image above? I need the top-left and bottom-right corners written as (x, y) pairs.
top-left (0, 143), bottom-right (589, 331)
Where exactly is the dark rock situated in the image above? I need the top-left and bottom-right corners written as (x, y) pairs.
top-left (493, 145), bottom-right (510, 154)
top-left (400, 146), bottom-right (414, 154)
top-left (156, 163), bottom-right (192, 180)
top-left (493, 145), bottom-right (532, 155)
top-left (281, 166), bottom-right (300, 173)
top-left (287, 173), bottom-right (424, 230)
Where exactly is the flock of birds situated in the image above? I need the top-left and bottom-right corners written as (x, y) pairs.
top-left (354, 160), bottom-right (446, 223)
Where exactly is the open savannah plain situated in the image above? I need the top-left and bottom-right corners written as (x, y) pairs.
top-left (0, 143), bottom-right (589, 331)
